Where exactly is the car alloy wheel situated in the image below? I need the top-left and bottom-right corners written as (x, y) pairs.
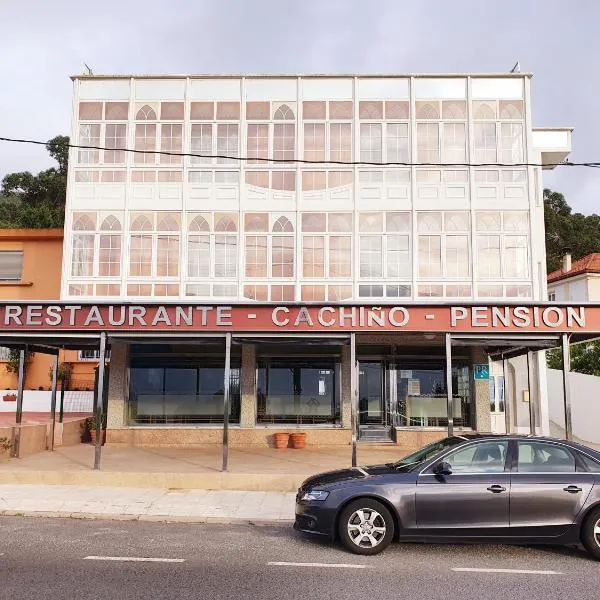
top-left (347, 508), bottom-right (387, 549)
top-left (581, 507), bottom-right (600, 561)
top-left (339, 498), bottom-right (394, 555)
top-left (594, 518), bottom-right (600, 548)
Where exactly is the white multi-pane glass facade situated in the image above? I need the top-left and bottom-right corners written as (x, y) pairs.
top-left (63, 74), bottom-right (548, 302)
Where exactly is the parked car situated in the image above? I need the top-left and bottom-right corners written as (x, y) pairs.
top-left (295, 434), bottom-right (600, 558)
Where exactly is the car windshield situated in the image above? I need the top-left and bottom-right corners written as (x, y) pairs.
top-left (391, 436), bottom-right (466, 470)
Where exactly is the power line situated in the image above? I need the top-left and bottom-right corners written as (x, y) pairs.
top-left (0, 135), bottom-right (588, 169)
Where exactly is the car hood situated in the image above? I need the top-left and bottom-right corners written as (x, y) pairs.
top-left (299, 464), bottom-right (398, 490)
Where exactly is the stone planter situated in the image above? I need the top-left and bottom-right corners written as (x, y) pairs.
top-left (89, 429), bottom-right (106, 446)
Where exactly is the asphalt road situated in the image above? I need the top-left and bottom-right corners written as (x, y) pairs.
top-left (0, 517), bottom-right (599, 600)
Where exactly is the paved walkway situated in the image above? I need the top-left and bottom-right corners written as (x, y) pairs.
top-left (0, 484), bottom-right (295, 524)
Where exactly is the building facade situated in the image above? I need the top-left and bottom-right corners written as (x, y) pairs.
top-left (548, 253), bottom-right (600, 302)
top-left (60, 74), bottom-right (572, 447)
top-left (0, 229), bottom-right (96, 392)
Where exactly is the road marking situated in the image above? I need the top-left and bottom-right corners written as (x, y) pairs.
top-left (452, 567), bottom-right (562, 575)
top-left (84, 556), bottom-right (185, 563)
top-left (268, 561), bottom-right (372, 569)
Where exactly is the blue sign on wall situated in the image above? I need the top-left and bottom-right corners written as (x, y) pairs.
top-left (474, 364), bottom-right (490, 380)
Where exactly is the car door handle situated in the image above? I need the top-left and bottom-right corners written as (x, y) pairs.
top-left (563, 485), bottom-right (583, 494)
top-left (487, 485), bottom-right (507, 493)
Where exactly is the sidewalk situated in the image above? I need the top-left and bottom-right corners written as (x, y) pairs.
top-left (0, 484), bottom-right (296, 524)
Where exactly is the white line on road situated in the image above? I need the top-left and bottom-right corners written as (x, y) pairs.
top-left (84, 556), bottom-right (185, 563)
top-left (268, 561), bottom-right (372, 569)
top-left (452, 567), bottom-right (562, 575)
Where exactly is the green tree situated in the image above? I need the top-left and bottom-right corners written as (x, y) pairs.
top-left (547, 342), bottom-right (600, 377)
top-left (0, 135), bottom-right (69, 228)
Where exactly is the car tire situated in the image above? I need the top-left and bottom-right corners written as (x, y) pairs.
top-left (581, 506), bottom-right (600, 561)
top-left (338, 498), bottom-right (394, 556)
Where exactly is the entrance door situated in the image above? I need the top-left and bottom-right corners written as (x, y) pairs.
top-left (358, 361), bottom-right (392, 440)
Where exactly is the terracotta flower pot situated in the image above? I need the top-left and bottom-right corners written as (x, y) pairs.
top-left (3, 394), bottom-right (16, 402)
top-left (290, 432), bottom-right (307, 449)
top-left (273, 432), bottom-right (290, 449)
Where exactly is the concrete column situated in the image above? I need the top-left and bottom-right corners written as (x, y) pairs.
top-left (471, 346), bottom-right (491, 433)
top-left (106, 342), bottom-right (129, 429)
top-left (240, 344), bottom-right (256, 428)
top-left (341, 345), bottom-right (352, 429)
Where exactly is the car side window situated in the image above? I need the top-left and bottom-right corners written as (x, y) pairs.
top-left (443, 441), bottom-right (508, 474)
top-left (578, 454), bottom-right (600, 473)
top-left (517, 442), bottom-right (575, 473)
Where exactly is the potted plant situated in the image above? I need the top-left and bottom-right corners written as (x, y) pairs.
top-left (86, 415), bottom-right (106, 445)
top-left (2, 393), bottom-right (16, 402)
top-left (273, 432), bottom-right (290, 449)
top-left (0, 437), bottom-right (12, 461)
top-left (290, 432), bottom-right (307, 449)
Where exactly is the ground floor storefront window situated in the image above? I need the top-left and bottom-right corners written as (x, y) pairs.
top-left (257, 358), bottom-right (340, 425)
top-left (128, 349), bottom-right (240, 424)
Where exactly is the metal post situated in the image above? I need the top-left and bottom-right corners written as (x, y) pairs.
top-left (526, 351), bottom-right (536, 435)
top-left (11, 349), bottom-right (26, 458)
top-left (93, 333), bottom-right (107, 470)
top-left (350, 333), bottom-right (357, 467)
top-left (561, 333), bottom-right (573, 441)
top-left (222, 333), bottom-right (232, 472)
top-left (59, 377), bottom-right (65, 423)
top-left (445, 333), bottom-right (454, 437)
top-left (502, 355), bottom-right (510, 435)
top-left (49, 355), bottom-right (59, 451)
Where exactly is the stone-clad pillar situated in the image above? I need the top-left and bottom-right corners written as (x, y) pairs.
top-left (106, 342), bottom-right (129, 429)
top-left (240, 344), bottom-right (256, 428)
top-left (471, 346), bottom-right (491, 433)
top-left (341, 345), bottom-right (352, 429)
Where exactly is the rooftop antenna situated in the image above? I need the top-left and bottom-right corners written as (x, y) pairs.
top-left (83, 63), bottom-right (94, 76)
top-left (510, 61), bottom-right (520, 73)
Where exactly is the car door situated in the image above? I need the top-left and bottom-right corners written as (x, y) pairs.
top-left (510, 440), bottom-right (595, 536)
top-left (416, 440), bottom-right (510, 534)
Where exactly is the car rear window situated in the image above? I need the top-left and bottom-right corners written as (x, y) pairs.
top-left (578, 454), bottom-right (600, 473)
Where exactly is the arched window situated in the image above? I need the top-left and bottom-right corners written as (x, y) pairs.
top-left (272, 216), bottom-right (294, 233)
top-left (72, 213), bottom-right (96, 231)
top-left (100, 215), bottom-right (122, 231)
top-left (418, 213), bottom-right (442, 232)
top-left (476, 212), bottom-right (502, 232)
top-left (474, 103), bottom-right (495, 120)
top-left (417, 103), bottom-right (439, 119)
top-left (136, 105), bottom-right (157, 120)
top-left (157, 214), bottom-right (180, 231)
top-left (499, 102), bottom-right (523, 119)
top-left (189, 215), bottom-right (210, 232)
top-left (444, 212), bottom-right (470, 232)
top-left (273, 104), bottom-right (295, 120)
top-left (130, 214), bottom-right (153, 231)
top-left (215, 215), bottom-right (238, 232)
top-left (443, 101), bottom-right (466, 119)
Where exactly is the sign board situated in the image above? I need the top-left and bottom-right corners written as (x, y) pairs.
top-left (474, 364), bottom-right (490, 380)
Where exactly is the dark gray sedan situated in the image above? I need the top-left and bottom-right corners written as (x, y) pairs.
top-left (294, 434), bottom-right (600, 557)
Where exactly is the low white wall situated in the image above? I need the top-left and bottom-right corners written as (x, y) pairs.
top-left (0, 390), bottom-right (94, 413)
top-left (547, 369), bottom-right (600, 448)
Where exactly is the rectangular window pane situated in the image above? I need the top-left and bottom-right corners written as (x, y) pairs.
top-left (474, 123), bottom-right (497, 163)
top-left (500, 123), bottom-right (524, 163)
top-left (418, 235), bottom-right (442, 277)
top-left (360, 123), bottom-right (382, 163)
top-left (302, 236), bottom-right (325, 277)
top-left (160, 124), bottom-right (182, 165)
top-left (78, 124), bottom-right (100, 164)
top-left (0, 251), bottom-right (23, 281)
top-left (214, 235), bottom-right (237, 278)
top-left (191, 124), bottom-right (212, 164)
top-left (330, 123), bottom-right (351, 162)
top-left (104, 124), bottom-right (126, 164)
top-left (273, 123), bottom-right (295, 162)
top-left (129, 235), bottom-right (152, 277)
top-left (329, 236), bottom-right (351, 277)
top-left (442, 122), bottom-right (466, 163)
top-left (72, 234), bottom-right (95, 277)
top-left (503, 235), bottom-right (529, 278)
top-left (245, 235), bottom-right (268, 277)
top-left (98, 234), bottom-right (121, 277)
top-left (134, 124), bottom-right (156, 165)
top-left (247, 124), bottom-right (269, 163)
top-left (387, 235), bottom-right (410, 277)
top-left (304, 123), bottom-right (325, 161)
top-left (417, 123), bottom-right (439, 163)
top-left (216, 123), bottom-right (239, 165)
top-left (272, 236), bottom-right (294, 277)
top-left (187, 235), bottom-right (210, 277)
top-left (477, 235), bottom-right (501, 278)
top-left (445, 236), bottom-right (469, 277)
top-left (360, 236), bottom-right (382, 277)
top-left (385, 123), bottom-right (409, 163)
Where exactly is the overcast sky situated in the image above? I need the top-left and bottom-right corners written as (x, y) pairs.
top-left (1, 0), bottom-right (598, 214)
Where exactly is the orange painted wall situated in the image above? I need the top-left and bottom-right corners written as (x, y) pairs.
top-left (0, 229), bottom-right (98, 391)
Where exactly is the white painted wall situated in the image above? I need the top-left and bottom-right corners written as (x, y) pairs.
top-left (0, 391), bottom-right (94, 413)
top-left (547, 368), bottom-right (600, 449)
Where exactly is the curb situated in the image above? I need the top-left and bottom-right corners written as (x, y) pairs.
top-left (0, 509), bottom-right (294, 526)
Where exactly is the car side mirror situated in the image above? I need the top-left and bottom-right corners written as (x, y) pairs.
top-left (433, 461), bottom-right (452, 476)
